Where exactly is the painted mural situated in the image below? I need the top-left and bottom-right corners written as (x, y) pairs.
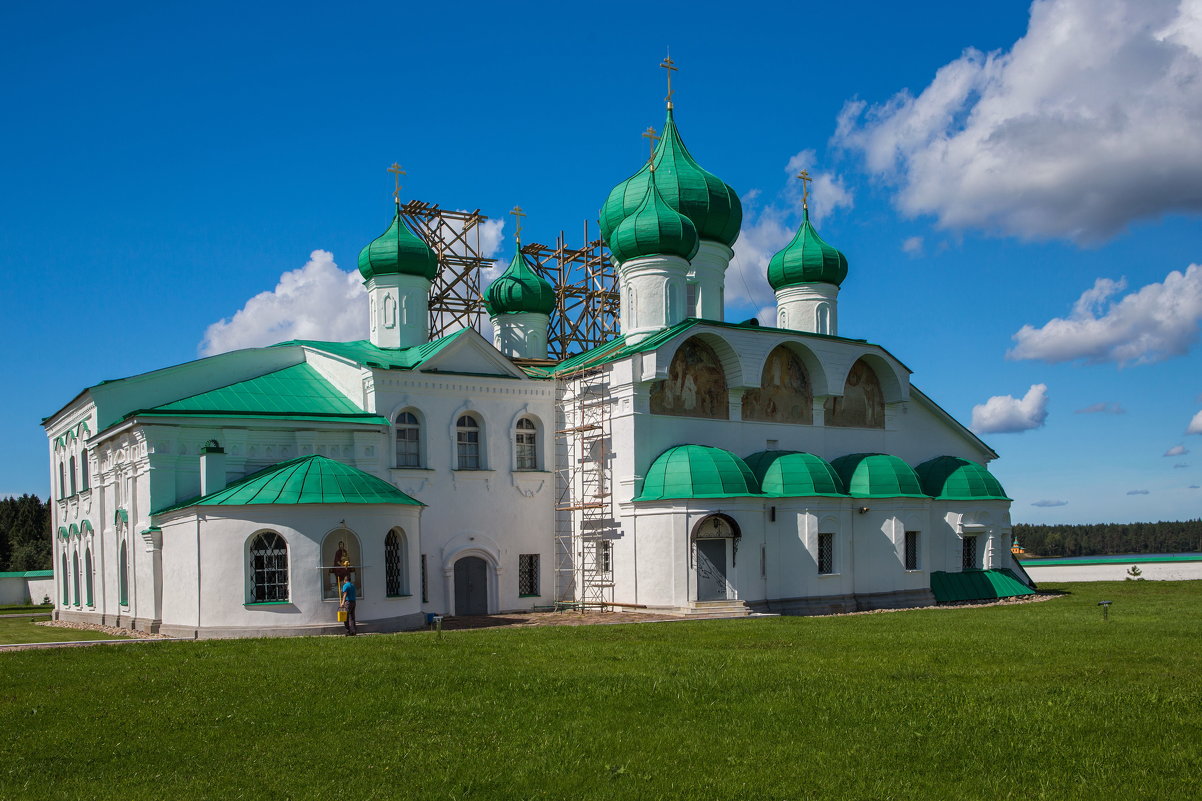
top-left (823, 358), bottom-right (885, 428)
top-left (650, 337), bottom-right (729, 419)
top-left (742, 346), bottom-right (813, 424)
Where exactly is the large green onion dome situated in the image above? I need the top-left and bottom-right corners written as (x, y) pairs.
top-left (744, 450), bottom-right (845, 497)
top-left (830, 453), bottom-right (927, 499)
top-left (915, 456), bottom-right (1010, 501)
top-left (599, 109), bottom-right (742, 248)
top-left (484, 249), bottom-right (556, 316)
top-left (358, 207), bottom-right (439, 282)
top-left (634, 444), bottom-right (760, 501)
top-left (606, 172), bottom-right (700, 265)
top-left (767, 208), bottom-right (848, 291)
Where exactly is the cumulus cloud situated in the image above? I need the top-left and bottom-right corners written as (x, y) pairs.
top-left (834, 0), bottom-right (1202, 243)
top-left (1188, 409), bottom-right (1202, 434)
top-left (1008, 265), bottom-right (1202, 365)
top-left (1127, 489), bottom-right (1151, 495)
top-left (901, 236), bottom-right (924, 256)
top-left (1031, 499), bottom-right (1068, 507)
top-left (1164, 444), bottom-right (1189, 456)
top-left (971, 383), bottom-right (1049, 434)
top-left (1076, 402), bottom-right (1125, 415)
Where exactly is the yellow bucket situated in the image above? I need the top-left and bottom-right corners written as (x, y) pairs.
top-left (337, 610), bottom-right (348, 623)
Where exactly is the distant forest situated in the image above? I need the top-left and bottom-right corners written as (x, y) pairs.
top-left (0, 494), bottom-right (51, 571)
top-left (1015, 519), bottom-right (1202, 557)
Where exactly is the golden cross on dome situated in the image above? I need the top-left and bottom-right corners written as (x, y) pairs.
top-left (642, 126), bottom-right (659, 163)
top-left (660, 51), bottom-right (678, 109)
top-left (387, 162), bottom-right (406, 206)
top-left (796, 169), bottom-right (813, 209)
top-left (509, 205), bottom-right (527, 243)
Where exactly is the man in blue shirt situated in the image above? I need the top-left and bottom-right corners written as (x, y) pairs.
top-left (339, 576), bottom-right (357, 636)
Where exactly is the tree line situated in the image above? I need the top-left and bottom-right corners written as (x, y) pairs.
top-left (0, 494), bottom-right (52, 571)
top-left (1014, 519), bottom-right (1202, 557)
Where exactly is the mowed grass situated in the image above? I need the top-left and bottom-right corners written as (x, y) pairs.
top-left (0, 604), bottom-right (53, 614)
top-left (0, 616), bottom-right (126, 645)
top-left (2, 582), bottom-right (1200, 801)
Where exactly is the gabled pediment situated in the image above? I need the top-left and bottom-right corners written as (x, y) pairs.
top-left (416, 328), bottom-right (527, 379)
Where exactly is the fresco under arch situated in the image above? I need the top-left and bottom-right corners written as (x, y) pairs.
top-left (742, 346), bottom-right (813, 424)
top-left (650, 337), bottom-right (729, 419)
top-left (824, 358), bottom-right (885, 428)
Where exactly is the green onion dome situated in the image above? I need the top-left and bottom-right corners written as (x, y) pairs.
top-left (767, 208), bottom-right (848, 291)
top-left (599, 109), bottom-right (742, 247)
top-left (357, 207), bottom-right (439, 282)
top-left (744, 450), bottom-right (845, 497)
top-left (606, 171), bottom-right (700, 265)
top-left (830, 453), bottom-right (926, 499)
top-left (634, 444), bottom-right (760, 501)
top-left (915, 456), bottom-right (1010, 501)
top-left (484, 249), bottom-right (556, 316)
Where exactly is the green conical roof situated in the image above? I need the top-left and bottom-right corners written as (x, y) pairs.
top-left (830, 453), bottom-right (926, 499)
top-left (915, 456), bottom-right (1010, 501)
top-left (484, 249), bottom-right (556, 316)
top-left (744, 450), bottom-right (845, 497)
top-left (606, 171), bottom-right (700, 265)
top-left (600, 108), bottom-right (742, 247)
top-left (634, 444), bottom-right (760, 501)
top-left (767, 208), bottom-right (848, 290)
top-left (358, 207), bottom-right (439, 282)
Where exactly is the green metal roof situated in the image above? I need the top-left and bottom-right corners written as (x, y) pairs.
top-left (915, 456), bottom-right (1009, 501)
top-left (357, 206), bottom-right (439, 281)
top-left (767, 208), bottom-right (849, 290)
top-left (634, 444), bottom-right (760, 502)
top-left (830, 453), bottom-right (927, 499)
top-left (600, 108), bottom-right (742, 247)
top-left (744, 450), bottom-right (845, 497)
top-left (155, 454), bottom-right (423, 515)
top-left (274, 328), bottom-right (471, 371)
top-left (484, 249), bottom-right (556, 316)
top-left (0, 570), bottom-right (54, 579)
top-left (929, 569), bottom-right (1035, 603)
top-left (606, 171), bottom-right (700, 265)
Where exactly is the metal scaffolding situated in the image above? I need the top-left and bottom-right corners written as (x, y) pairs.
top-left (398, 200), bottom-right (492, 340)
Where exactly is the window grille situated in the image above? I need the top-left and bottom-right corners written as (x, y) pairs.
top-left (961, 536), bottom-right (977, 571)
top-left (515, 418), bottom-right (537, 470)
top-left (420, 554), bottom-right (428, 603)
top-left (249, 531), bottom-right (289, 602)
top-left (118, 541), bottom-right (129, 606)
top-left (518, 553), bottom-right (540, 596)
top-left (905, 531), bottom-right (920, 570)
top-left (456, 415), bottom-right (481, 469)
top-left (599, 540), bottom-right (612, 573)
top-left (818, 533), bottom-right (834, 575)
top-left (395, 412), bottom-right (421, 467)
top-left (385, 530), bottom-right (403, 597)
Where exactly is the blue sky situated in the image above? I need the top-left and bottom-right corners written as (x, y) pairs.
top-left (2, 0), bottom-right (1200, 523)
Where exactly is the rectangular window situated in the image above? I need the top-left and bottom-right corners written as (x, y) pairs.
top-left (519, 554), bottom-right (540, 596)
top-left (457, 433), bottom-right (480, 469)
top-left (905, 531), bottom-right (920, 570)
top-left (962, 536), bottom-right (978, 571)
top-left (599, 541), bottom-right (612, 573)
top-left (420, 554), bottom-right (428, 603)
top-left (515, 433), bottom-right (537, 470)
top-left (686, 282), bottom-right (699, 315)
top-left (760, 543), bottom-right (767, 577)
top-left (818, 533), bottom-right (834, 575)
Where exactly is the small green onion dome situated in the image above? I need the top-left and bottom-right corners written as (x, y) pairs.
top-left (744, 450), bottom-right (845, 497)
top-left (830, 453), bottom-right (926, 499)
top-left (606, 172), bottom-right (700, 265)
top-left (358, 207), bottom-right (439, 282)
top-left (634, 444), bottom-right (760, 501)
top-left (767, 208), bottom-right (848, 291)
top-left (484, 249), bottom-right (556, 316)
top-left (599, 108), bottom-right (742, 247)
top-left (915, 456), bottom-right (1010, 500)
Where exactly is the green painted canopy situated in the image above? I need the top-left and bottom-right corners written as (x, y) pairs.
top-left (744, 450), bottom-right (845, 497)
top-left (767, 208), bottom-right (849, 290)
top-left (155, 454), bottom-right (423, 514)
top-left (599, 108), bottom-right (742, 247)
top-left (929, 569), bottom-right (1035, 603)
top-left (484, 249), bottom-right (556, 316)
top-left (634, 444), bottom-right (759, 501)
top-left (915, 456), bottom-right (1010, 501)
top-left (830, 453), bottom-right (927, 499)
top-left (606, 172), bottom-right (700, 265)
top-left (358, 207), bottom-right (439, 282)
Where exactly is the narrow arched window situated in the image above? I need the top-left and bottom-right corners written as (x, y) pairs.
top-left (58, 462), bottom-right (66, 499)
top-left (395, 412), bottom-right (421, 468)
top-left (69, 456), bottom-right (77, 495)
top-left (515, 418), bottom-right (538, 470)
top-left (816, 303), bottom-right (831, 335)
top-left (61, 552), bottom-right (69, 605)
top-left (385, 529), bottom-right (408, 597)
top-left (72, 551), bottom-right (80, 606)
top-left (84, 547), bottom-right (94, 606)
top-left (249, 532), bottom-right (289, 603)
top-left (456, 415), bottom-right (481, 470)
top-left (80, 451), bottom-right (89, 491)
top-left (118, 540), bottom-right (129, 606)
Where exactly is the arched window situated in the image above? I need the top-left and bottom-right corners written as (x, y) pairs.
top-left (69, 456), bottom-right (77, 495)
top-left (60, 552), bottom-right (68, 605)
top-left (84, 547), bottom-right (94, 607)
top-left (385, 528), bottom-right (409, 597)
top-left (395, 411), bottom-right (421, 468)
top-left (816, 303), bottom-right (832, 335)
top-left (456, 415), bottom-right (482, 470)
top-left (58, 462), bottom-right (66, 499)
top-left (249, 532), bottom-right (289, 603)
top-left (80, 452), bottom-right (89, 491)
top-left (515, 418), bottom-right (538, 470)
top-left (118, 540), bottom-right (129, 607)
top-left (71, 551), bottom-right (80, 606)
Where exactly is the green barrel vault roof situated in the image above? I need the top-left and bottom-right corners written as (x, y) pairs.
top-left (915, 456), bottom-right (1010, 501)
top-left (830, 453), bottom-right (927, 499)
top-left (744, 450), bottom-right (845, 497)
top-left (358, 207), bottom-right (439, 282)
top-left (634, 444), bottom-right (760, 502)
top-left (484, 249), bottom-right (556, 316)
top-left (606, 171), bottom-right (700, 265)
top-left (929, 569), bottom-right (1035, 603)
top-left (155, 454), bottom-right (423, 515)
top-left (767, 208), bottom-right (849, 290)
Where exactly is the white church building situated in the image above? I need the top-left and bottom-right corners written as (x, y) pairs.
top-left (44, 101), bottom-right (1033, 638)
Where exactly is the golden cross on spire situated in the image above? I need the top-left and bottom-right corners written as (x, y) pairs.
top-left (660, 50), bottom-right (678, 109)
top-left (509, 205), bottom-right (527, 244)
top-left (642, 126), bottom-right (659, 163)
top-left (387, 162), bottom-right (406, 206)
top-left (796, 169), bottom-right (813, 209)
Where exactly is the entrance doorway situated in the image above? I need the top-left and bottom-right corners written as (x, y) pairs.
top-left (454, 556), bottom-right (488, 615)
top-left (696, 539), bottom-right (729, 601)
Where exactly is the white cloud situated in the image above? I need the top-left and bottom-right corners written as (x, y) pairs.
top-left (901, 236), bottom-right (924, 256)
top-left (199, 250), bottom-right (368, 356)
top-left (1008, 265), bottom-right (1202, 365)
top-left (971, 383), bottom-right (1049, 433)
top-left (1032, 499), bottom-right (1068, 507)
top-left (1127, 489), bottom-right (1151, 495)
top-left (1188, 409), bottom-right (1202, 434)
top-left (834, 0), bottom-right (1202, 243)
top-left (1076, 402), bottom-right (1125, 415)
top-left (1164, 444), bottom-right (1189, 456)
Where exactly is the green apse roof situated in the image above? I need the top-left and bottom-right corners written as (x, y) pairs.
top-left (767, 208), bottom-right (849, 291)
top-left (744, 450), bottom-right (845, 497)
top-left (929, 569), bottom-right (1035, 603)
top-left (830, 453), bottom-right (927, 499)
top-left (357, 207), bottom-right (439, 282)
top-left (634, 444), bottom-right (759, 502)
top-left (155, 454), bottom-right (423, 515)
top-left (606, 171), bottom-right (700, 265)
top-left (599, 108), bottom-right (742, 247)
top-left (484, 249), bottom-right (556, 316)
top-left (915, 456), bottom-right (1010, 501)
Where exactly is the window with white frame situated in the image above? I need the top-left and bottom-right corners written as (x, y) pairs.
top-left (456, 415), bottom-right (482, 469)
top-left (80, 451), bottom-right (89, 491)
top-left (904, 531), bottom-right (920, 570)
top-left (515, 418), bottom-right (537, 470)
top-left (518, 554), bottom-right (540, 596)
top-left (818, 533), bottom-right (835, 575)
top-left (249, 531), bottom-right (289, 603)
top-left (72, 551), bottom-right (80, 606)
top-left (60, 552), bottom-right (69, 605)
top-left (58, 462), bottom-right (66, 499)
top-left (961, 535), bottom-right (978, 571)
top-left (69, 456), bottom-right (77, 495)
top-left (118, 540), bottom-right (129, 606)
top-left (84, 547), bottom-right (94, 606)
top-left (395, 411), bottom-right (421, 468)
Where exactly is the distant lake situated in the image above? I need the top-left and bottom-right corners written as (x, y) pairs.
top-left (1021, 552), bottom-right (1202, 565)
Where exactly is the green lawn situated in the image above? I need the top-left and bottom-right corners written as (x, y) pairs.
top-left (0, 604), bottom-right (54, 615)
top-left (0, 616), bottom-right (127, 645)
top-left (2, 582), bottom-right (1199, 801)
